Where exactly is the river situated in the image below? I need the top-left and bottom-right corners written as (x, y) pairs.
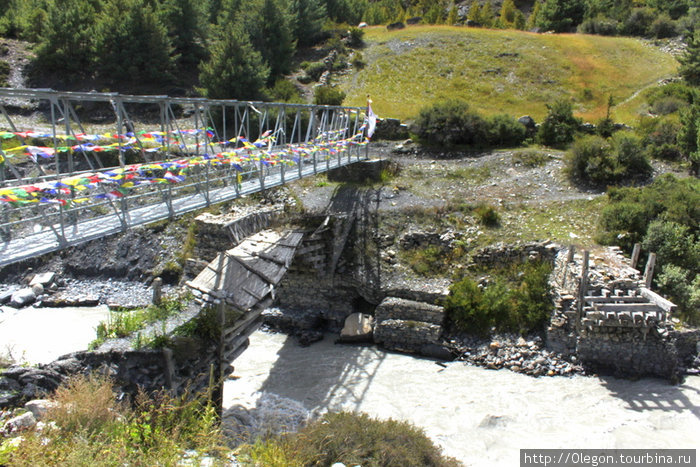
top-left (223, 330), bottom-right (700, 466)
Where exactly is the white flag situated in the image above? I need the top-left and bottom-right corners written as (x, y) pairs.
top-left (367, 103), bottom-right (377, 139)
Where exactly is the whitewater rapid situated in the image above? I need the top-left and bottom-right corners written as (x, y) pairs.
top-left (223, 330), bottom-right (700, 466)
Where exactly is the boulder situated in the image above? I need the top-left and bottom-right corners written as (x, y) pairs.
top-left (339, 313), bottom-right (374, 343)
top-left (29, 272), bottom-right (56, 288)
top-left (0, 290), bottom-right (13, 305)
top-left (387, 21), bottom-right (405, 31)
top-left (406, 16), bottom-right (422, 25)
top-left (31, 283), bottom-right (44, 296)
top-left (518, 115), bottom-right (536, 130)
top-left (3, 411), bottom-right (36, 433)
top-left (10, 287), bottom-right (36, 308)
top-left (25, 399), bottom-right (58, 420)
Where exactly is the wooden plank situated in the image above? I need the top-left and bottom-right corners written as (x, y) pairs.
top-left (584, 296), bottom-right (648, 303)
top-left (594, 303), bottom-right (661, 312)
top-left (639, 287), bottom-right (677, 313)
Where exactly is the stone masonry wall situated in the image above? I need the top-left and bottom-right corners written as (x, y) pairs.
top-left (375, 297), bottom-right (444, 325)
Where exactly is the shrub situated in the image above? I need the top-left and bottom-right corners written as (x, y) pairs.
top-left (512, 150), bottom-right (549, 168)
top-left (595, 116), bottom-right (616, 138)
top-left (444, 261), bottom-right (554, 336)
top-left (413, 100), bottom-right (487, 147)
top-left (645, 82), bottom-right (695, 108)
top-left (651, 97), bottom-right (687, 115)
top-left (565, 133), bottom-right (651, 186)
top-left (269, 78), bottom-right (302, 103)
top-left (656, 265), bottom-right (700, 325)
top-left (620, 7), bottom-right (655, 36)
top-left (649, 14), bottom-right (677, 38)
top-left (347, 26), bottom-right (364, 48)
top-left (239, 412), bottom-right (460, 466)
top-left (577, 16), bottom-right (618, 35)
top-left (0, 60), bottom-right (9, 87)
top-left (313, 86), bottom-right (346, 105)
top-left (473, 202), bottom-right (500, 227)
top-left (642, 220), bottom-right (699, 273)
top-left (484, 113), bottom-right (527, 147)
top-left (304, 61), bottom-right (326, 81)
top-left (536, 99), bottom-right (581, 148)
top-left (351, 51), bottom-right (366, 69)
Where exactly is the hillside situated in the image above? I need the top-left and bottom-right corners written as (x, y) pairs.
top-left (339, 26), bottom-right (680, 123)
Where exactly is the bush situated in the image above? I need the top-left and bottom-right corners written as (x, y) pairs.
top-left (536, 99), bottom-right (581, 148)
top-left (577, 15), bottom-right (618, 35)
top-left (656, 265), bottom-right (700, 325)
top-left (269, 78), bottom-right (302, 103)
top-left (651, 97), bottom-right (687, 115)
top-left (649, 14), bottom-right (678, 38)
top-left (239, 412), bottom-right (460, 466)
top-left (347, 26), bottom-right (364, 47)
top-left (444, 261), bottom-right (553, 336)
top-left (484, 113), bottom-right (527, 147)
top-left (596, 174), bottom-right (700, 251)
top-left (413, 100), bottom-right (487, 147)
top-left (473, 202), bottom-right (500, 227)
top-left (313, 86), bottom-right (346, 105)
top-left (621, 7), bottom-right (655, 36)
top-left (0, 60), bottom-right (9, 87)
top-left (303, 61), bottom-right (327, 81)
top-left (565, 133), bottom-right (651, 186)
top-left (642, 220), bottom-right (700, 273)
top-left (351, 51), bottom-right (366, 69)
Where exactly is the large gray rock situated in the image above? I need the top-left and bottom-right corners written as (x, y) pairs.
top-left (3, 411), bottom-right (37, 433)
top-left (10, 287), bottom-right (36, 308)
top-left (25, 399), bottom-right (58, 420)
top-left (30, 272), bottom-right (56, 288)
top-left (339, 313), bottom-right (374, 343)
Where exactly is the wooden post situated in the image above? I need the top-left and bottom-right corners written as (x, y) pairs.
top-left (152, 277), bottom-right (162, 305)
top-left (631, 243), bottom-right (641, 269)
top-left (162, 348), bottom-right (175, 391)
top-left (576, 250), bottom-right (590, 334)
top-left (567, 245), bottom-right (575, 263)
top-left (643, 252), bottom-right (656, 288)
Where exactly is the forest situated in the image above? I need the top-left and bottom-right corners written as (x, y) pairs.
top-left (0, 0), bottom-right (697, 101)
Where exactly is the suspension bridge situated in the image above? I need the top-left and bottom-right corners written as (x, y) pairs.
top-left (0, 88), bottom-right (371, 267)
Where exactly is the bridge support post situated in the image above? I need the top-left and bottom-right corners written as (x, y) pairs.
top-left (576, 250), bottom-right (589, 335)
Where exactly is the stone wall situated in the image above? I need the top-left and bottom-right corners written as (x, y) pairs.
top-left (375, 297), bottom-right (444, 325)
top-left (545, 246), bottom-right (700, 380)
top-left (373, 319), bottom-right (442, 355)
top-left (471, 241), bottom-right (560, 267)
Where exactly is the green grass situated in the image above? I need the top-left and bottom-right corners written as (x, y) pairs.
top-left (340, 26), bottom-right (678, 124)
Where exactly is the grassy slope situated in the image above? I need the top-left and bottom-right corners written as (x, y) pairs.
top-left (339, 26), bottom-right (678, 124)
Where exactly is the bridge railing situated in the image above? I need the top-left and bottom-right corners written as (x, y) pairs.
top-left (0, 88), bottom-right (369, 244)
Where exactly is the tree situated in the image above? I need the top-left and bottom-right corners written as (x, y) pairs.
top-left (94, 0), bottom-right (174, 85)
top-left (499, 0), bottom-right (517, 28)
top-left (239, 0), bottom-right (296, 82)
top-left (198, 22), bottom-right (269, 100)
top-left (536, 99), bottom-right (581, 148)
top-left (477, 1), bottom-right (495, 28)
top-left (291, 0), bottom-right (326, 47)
top-left (536, 0), bottom-right (585, 32)
top-left (158, 0), bottom-right (207, 68)
top-left (467, 0), bottom-right (480, 24)
top-left (526, 0), bottom-right (541, 30)
top-left (446, 3), bottom-right (458, 25)
top-left (33, 0), bottom-right (96, 77)
top-left (679, 29), bottom-right (700, 86)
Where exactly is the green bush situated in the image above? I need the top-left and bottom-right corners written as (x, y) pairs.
top-left (656, 266), bottom-right (700, 325)
top-left (269, 78), bottom-right (302, 103)
top-left (577, 15), bottom-right (618, 35)
top-left (649, 14), bottom-right (677, 38)
top-left (473, 202), bottom-right (500, 227)
top-left (484, 113), bottom-right (527, 147)
top-left (304, 61), bottom-right (327, 81)
top-left (536, 99), bottom-right (581, 148)
top-left (347, 26), bottom-right (364, 48)
top-left (351, 51), bottom-right (366, 69)
top-left (414, 100), bottom-right (487, 147)
top-left (239, 412), bottom-right (460, 467)
top-left (512, 150), bottom-right (550, 168)
top-left (565, 133), bottom-right (651, 186)
top-left (620, 7), bottom-right (655, 36)
top-left (645, 82), bottom-right (695, 109)
top-left (642, 220), bottom-right (700, 273)
top-left (444, 261), bottom-right (553, 336)
top-left (596, 174), bottom-right (700, 250)
top-left (0, 60), bottom-right (9, 87)
top-left (313, 86), bottom-right (346, 105)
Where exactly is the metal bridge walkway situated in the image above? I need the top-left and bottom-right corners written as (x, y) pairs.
top-left (0, 154), bottom-right (359, 267)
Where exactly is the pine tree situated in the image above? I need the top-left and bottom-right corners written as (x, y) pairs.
top-left (446, 3), bottom-right (458, 25)
top-left (478, 1), bottom-right (494, 28)
top-left (499, 0), bottom-right (517, 28)
top-left (198, 22), bottom-right (269, 100)
top-left (467, 0), bottom-right (480, 24)
top-left (158, 0), bottom-right (207, 68)
top-left (291, 0), bottom-right (326, 47)
top-left (34, 0), bottom-right (96, 77)
top-left (536, 0), bottom-right (585, 32)
top-left (679, 29), bottom-right (700, 86)
top-left (94, 0), bottom-right (174, 85)
top-left (526, 0), bottom-right (541, 30)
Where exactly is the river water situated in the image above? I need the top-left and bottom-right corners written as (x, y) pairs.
top-left (223, 330), bottom-right (700, 466)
